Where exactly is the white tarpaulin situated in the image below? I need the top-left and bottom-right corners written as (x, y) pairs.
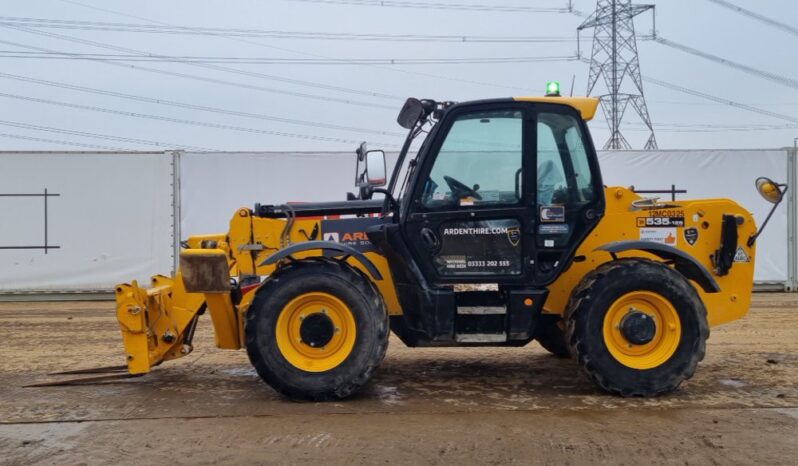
top-left (0, 149), bottom-right (793, 293)
top-left (0, 152), bottom-right (174, 292)
top-left (597, 150), bottom-right (789, 283)
top-left (180, 151), bottom-right (399, 235)
top-left (181, 150), bottom-right (792, 285)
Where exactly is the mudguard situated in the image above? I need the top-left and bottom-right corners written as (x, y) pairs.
top-left (595, 240), bottom-right (721, 293)
top-left (260, 240), bottom-right (383, 281)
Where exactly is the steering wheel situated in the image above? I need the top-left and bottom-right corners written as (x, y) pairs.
top-left (443, 175), bottom-right (482, 200)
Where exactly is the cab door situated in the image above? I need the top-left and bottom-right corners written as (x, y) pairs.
top-left (402, 103), bottom-right (536, 286)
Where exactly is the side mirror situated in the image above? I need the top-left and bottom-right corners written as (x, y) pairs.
top-left (397, 98), bottom-right (425, 129)
top-left (365, 150), bottom-right (387, 187)
top-left (755, 177), bottom-right (785, 204)
top-left (748, 176), bottom-right (789, 247)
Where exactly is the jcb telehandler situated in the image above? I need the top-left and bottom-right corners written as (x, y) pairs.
top-left (109, 85), bottom-right (786, 400)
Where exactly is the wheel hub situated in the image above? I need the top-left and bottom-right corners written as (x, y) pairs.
top-left (620, 310), bottom-right (657, 345)
top-left (299, 312), bottom-right (335, 348)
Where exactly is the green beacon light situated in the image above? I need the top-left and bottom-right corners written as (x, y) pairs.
top-left (545, 81), bottom-right (561, 97)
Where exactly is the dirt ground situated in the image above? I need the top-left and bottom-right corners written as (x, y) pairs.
top-left (1, 294), bottom-right (797, 465)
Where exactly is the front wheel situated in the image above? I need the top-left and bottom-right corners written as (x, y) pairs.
top-left (565, 258), bottom-right (709, 396)
top-left (245, 259), bottom-right (389, 401)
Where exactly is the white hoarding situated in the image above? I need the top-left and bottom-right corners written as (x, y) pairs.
top-left (0, 149), bottom-right (791, 293)
top-left (597, 150), bottom-right (789, 282)
top-left (0, 152), bottom-right (174, 292)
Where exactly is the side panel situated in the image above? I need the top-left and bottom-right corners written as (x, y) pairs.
top-left (545, 187), bottom-right (757, 327)
top-left (242, 214), bottom-right (403, 316)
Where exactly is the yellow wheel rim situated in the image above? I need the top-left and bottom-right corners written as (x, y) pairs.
top-left (275, 292), bottom-right (357, 372)
top-left (602, 291), bottom-right (682, 370)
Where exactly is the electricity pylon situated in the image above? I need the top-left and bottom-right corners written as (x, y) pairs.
top-left (579, 0), bottom-right (658, 150)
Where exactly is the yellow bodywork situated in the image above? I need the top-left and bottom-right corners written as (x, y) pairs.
top-left (114, 186), bottom-right (756, 374)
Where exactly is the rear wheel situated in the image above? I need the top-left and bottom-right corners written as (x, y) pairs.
top-left (565, 258), bottom-right (708, 396)
top-left (245, 259), bottom-right (389, 401)
top-left (535, 322), bottom-right (570, 358)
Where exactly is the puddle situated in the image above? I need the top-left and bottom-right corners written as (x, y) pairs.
top-left (219, 367), bottom-right (257, 377)
top-left (375, 385), bottom-right (404, 405)
top-left (718, 378), bottom-right (746, 388)
top-left (0, 422), bottom-right (87, 451)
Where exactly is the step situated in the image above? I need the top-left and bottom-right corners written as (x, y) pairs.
top-left (455, 332), bottom-right (507, 343)
top-left (456, 305), bottom-right (506, 315)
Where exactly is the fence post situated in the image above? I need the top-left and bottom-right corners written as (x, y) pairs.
top-left (170, 150), bottom-right (183, 275)
top-left (788, 146), bottom-right (798, 292)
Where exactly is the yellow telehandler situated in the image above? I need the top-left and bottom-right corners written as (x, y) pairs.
top-left (94, 85), bottom-right (785, 399)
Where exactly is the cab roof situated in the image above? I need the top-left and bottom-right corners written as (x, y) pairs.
top-left (513, 96), bottom-right (599, 121)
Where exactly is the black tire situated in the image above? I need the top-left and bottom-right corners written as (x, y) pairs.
top-left (245, 259), bottom-right (389, 401)
top-left (565, 258), bottom-right (709, 396)
top-left (536, 321), bottom-right (571, 358)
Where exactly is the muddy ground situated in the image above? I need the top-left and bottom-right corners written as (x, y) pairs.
top-left (1, 294), bottom-right (797, 465)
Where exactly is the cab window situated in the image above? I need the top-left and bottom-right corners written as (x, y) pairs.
top-left (537, 112), bottom-right (595, 207)
top-left (421, 110), bottom-right (523, 209)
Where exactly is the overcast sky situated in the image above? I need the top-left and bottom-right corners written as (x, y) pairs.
top-left (1, 0), bottom-right (797, 152)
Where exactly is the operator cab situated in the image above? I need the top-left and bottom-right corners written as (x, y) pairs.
top-left (362, 89), bottom-right (605, 346)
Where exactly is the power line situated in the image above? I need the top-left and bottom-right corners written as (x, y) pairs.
top-left (0, 17), bottom-right (578, 43)
top-left (705, 0), bottom-right (798, 38)
top-left (0, 49), bottom-right (579, 65)
top-left (0, 92), bottom-right (402, 147)
top-left (575, 54), bottom-right (798, 127)
top-left (56, 0), bottom-right (537, 92)
top-left (0, 71), bottom-right (405, 137)
top-left (0, 132), bottom-right (126, 150)
top-left (2, 24), bottom-right (405, 101)
top-left (0, 32), bottom-right (399, 109)
top-left (642, 76), bottom-right (798, 124)
top-left (0, 120), bottom-right (219, 150)
top-left (593, 118), bottom-right (798, 132)
top-left (655, 37), bottom-right (798, 91)
top-left (282, 0), bottom-right (570, 13)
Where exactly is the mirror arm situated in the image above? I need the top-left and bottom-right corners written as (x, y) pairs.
top-left (365, 187), bottom-right (398, 217)
top-left (748, 184), bottom-right (788, 247)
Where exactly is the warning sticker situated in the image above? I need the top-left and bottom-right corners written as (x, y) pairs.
top-left (733, 246), bottom-right (750, 263)
top-left (539, 224), bottom-right (569, 235)
top-left (640, 227), bottom-right (677, 246)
